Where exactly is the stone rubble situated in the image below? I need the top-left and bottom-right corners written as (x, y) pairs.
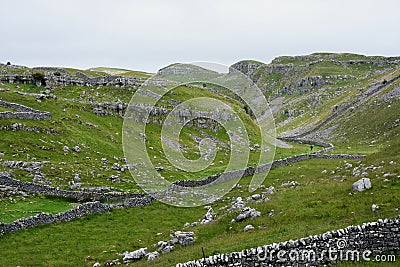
top-left (235, 207), bottom-right (261, 222)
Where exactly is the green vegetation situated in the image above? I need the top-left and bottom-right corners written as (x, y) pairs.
top-left (0, 195), bottom-right (77, 223)
top-left (0, 53), bottom-right (399, 266)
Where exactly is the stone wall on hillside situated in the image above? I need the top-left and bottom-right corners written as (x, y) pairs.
top-left (0, 197), bottom-right (154, 236)
top-left (0, 173), bottom-right (150, 202)
top-left (0, 100), bottom-right (52, 120)
top-left (178, 217), bottom-right (400, 266)
top-left (172, 152), bottom-right (364, 188)
top-left (172, 139), bottom-right (364, 189)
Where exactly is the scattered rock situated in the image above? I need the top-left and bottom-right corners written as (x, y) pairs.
top-left (278, 180), bottom-right (297, 188)
top-left (372, 204), bottom-right (379, 212)
top-left (147, 251), bottom-right (159, 261)
top-left (352, 178), bottom-right (372, 192)
top-left (122, 248), bottom-right (147, 263)
top-left (229, 197), bottom-right (246, 211)
top-left (244, 224), bottom-right (255, 231)
top-left (200, 207), bottom-right (215, 224)
top-left (170, 231), bottom-right (195, 247)
top-left (72, 146), bottom-right (81, 153)
top-left (157, 241), bottom-right (175, 254)
top-left (235, 207), bottom-right (261, 222)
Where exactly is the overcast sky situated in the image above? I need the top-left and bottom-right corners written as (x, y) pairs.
top-left (1, 0), bottom-right (399, 72)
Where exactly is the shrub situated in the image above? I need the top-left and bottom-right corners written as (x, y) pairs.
top-left (32, 72), bottom-right (46, 86)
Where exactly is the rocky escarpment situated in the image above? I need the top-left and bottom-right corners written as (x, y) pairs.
top-left (0, 65), bottom-right (145, 88)
top-left (280, 73), bottom-right (400, 139)
top-left (231, 55), bottom-right (400, 95)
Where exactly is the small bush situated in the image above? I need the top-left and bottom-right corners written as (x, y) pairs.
top-left (32, 72), bottom-right (46, 86)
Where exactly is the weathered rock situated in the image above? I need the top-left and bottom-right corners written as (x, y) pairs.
top-left (157, 241), bottom-right (175, 254)
top-left (200, 207), bottom-right (215, 224)
top-left (72, 146), bottom-right (81, 153)
top-left (244, 224), bottom-right (255, 231)
top-left (235, 207), bottom-right (261, 222)
top-left (171, 231), bottom-right (195, 247)
top-left (146, 251), bottom-right (159, 261)
top-left (352, 178), bottom-right (372, 192)
top-left (122, 248), bottom-right (148, 263)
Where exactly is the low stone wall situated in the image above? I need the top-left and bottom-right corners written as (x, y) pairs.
top-left (178, 217), bottom-right (400, 266)
top-left (173, 152), bottom-right (364, 188)
top-left (0, 100), bottom-right (52, 120)
top-left (0, 174), bottom-right (149, 202)
top-left (0, 197), bottom-right (154, 236)
top-left (277, 137), bottom-right (334, 148)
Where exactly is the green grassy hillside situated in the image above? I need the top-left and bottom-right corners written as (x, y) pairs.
top-left (0, 54), bottom-right (399, 266)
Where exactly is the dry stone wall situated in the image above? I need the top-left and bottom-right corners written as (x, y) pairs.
top-left (0, 197), bottom-right (154, 236)
top-left (0, 173), bottom-right (150, 202)
top-left (173, 139), bottom-right (363, 188)
top-left (178, 217), bottom-right (400, 266)
top-left (0, 100), bottom-right (51, 120)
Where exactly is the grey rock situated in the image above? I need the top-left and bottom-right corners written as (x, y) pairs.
top-left (72, 146), bottom-right (81, 153)
top-left (122, 247), bottom-right (148, 263)
top-left (244, 224), bottom-right (255, 231)
top-left (352, 178), bottom-right (372, 192)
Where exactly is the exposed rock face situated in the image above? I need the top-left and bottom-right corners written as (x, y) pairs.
top-left (380, 85), bottom-right (400, 100)
top-left (231, 55), bottom-right (400, 95)
top-left (352, 178), bottom-right (372, 192)
top-left (230, 61), bottom-right (264, 77)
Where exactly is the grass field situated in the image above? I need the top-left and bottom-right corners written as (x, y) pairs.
top-left (0, 54), bottom-right (399, 266)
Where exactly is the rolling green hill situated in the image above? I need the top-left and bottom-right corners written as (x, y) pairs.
top-left (0, 53), bottom-right (399, 266)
